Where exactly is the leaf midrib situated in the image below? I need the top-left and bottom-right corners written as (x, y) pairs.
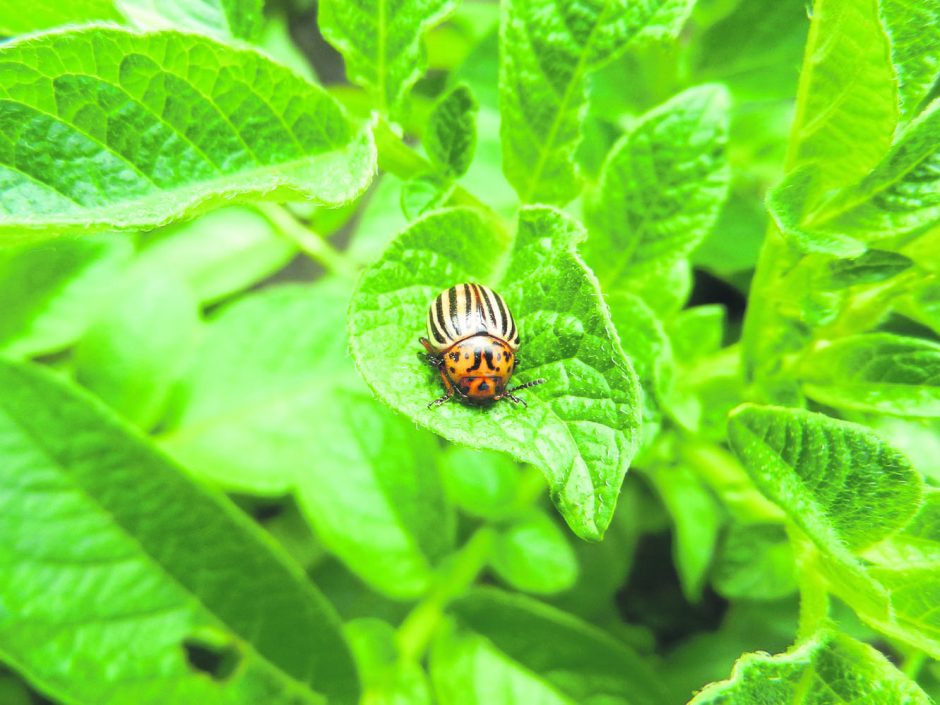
top-left (0, 397), bottom-right (327, 705)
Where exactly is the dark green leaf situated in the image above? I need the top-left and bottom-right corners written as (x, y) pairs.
top-left (489, 511), bottom-right (579, 595)
top-left (348, 206), bottom-right (643, 541)
top-left (823, 250), bottom-right (914, 289)
top-left (426, 83), bottom-right (478, 179)
top-left (0, 358), bottom-right (359, 705)
top-left (712, 523), bottom-right (797, 601)
top-left (880, 0), bottom-right (940, 120)
top-left (0, 28), bottom-right (374, 237)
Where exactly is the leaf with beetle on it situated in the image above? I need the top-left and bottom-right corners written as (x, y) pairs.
top-left (0, 359), bottom-right (359, 705)
top-left (499, 0), bottom-right (696, 205)
top-left (584, 84), bottom-right (731, 283)
top-left (0, 27), bottom-right (375, 238)
top-left (348, 206), bottom-right (642, 541)
top-left (318, 0), bottom-right (457, 116)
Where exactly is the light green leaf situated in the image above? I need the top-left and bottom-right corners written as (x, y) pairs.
top-left (728, 404), bottom-right (923, 554)
top-left (811, 100), bottom-right (940, 246)
top-left (348, 175), bottom-right (410, 266)
top-left (789, 0), bottom-right (899, 198)
top-left (0, 0), bottom-right (121, 35)
top-left (348, 206), bottom-right (643, 541)
top-left (0, 28), bottom-right (375, 237)
top-left (648, 465), bottom-right (722, 602)
top-left (0, 359), bottom-right (358, 705)
top-left (401, 173), bottom-right (454, 220)
top-left (136, 206), bottom-right (297, 306)
top-left (115, 0), bottom-right (263, 39)
top-left (801, 334), bottom-right (940, 418)
top-left (318, 0), bottom-right (456, 115)
top-left (712, 523), bottom-right (797, 601)
top-left (442, 588), bottom-right (667, 705)
top-left (584, 84), bottom-right (731, 279)
top-left (669, 305), bottom-right (725, 363)
top-left (880, 0), bottom-right (940, 120)
top-left (74, 266), bottom-right (200, 429)
top-left (426, 83), bottom-right (478, 179)
top-left (489, 511), bottom-right (579, 595)
top-left (345, 619), bottom-right (433, 705)
top-left (162, 282), bottom-right (453, 599)
top-left (0, 234), bottom-right (132, 358)
top-left (689, 630), bottom-right (931, 705)
top-left (621, 257), bottom-right (693, 317)
top-left (439, 446), bottom-right (522, 520)
top-left (822, 250), bottom-right (914, 290)
top-left (499, 0), bottom-right (695, 205)
top-left (865, 489), bottom-right (940, 568)
top-left (765, 168), bottom-right (866, 257)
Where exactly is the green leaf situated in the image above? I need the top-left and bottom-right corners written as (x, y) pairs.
top-left (765, 168), bottom-right (866, 257)
top-left (439, 446), bottom-right (522, 520)
top-left (135, 207), bottom-right (297, 306)
top-left (621, 257), bottom-right (693, 317)
top-left (441, 588), bottom-right (667, 705)
top-left (648, 465), bottom-right (723, 602)
top-left (789, 0), bottom-right (899, 198)
top-left (865, 489), bottom-right (940, 568)
top-left (499, 0), bottom-right (695, 205)
top-left (811, 100), bottom-right (940, 246)
top-left (880, 0), bottom-right (940, 120)
top-left (0, 234), bottom-right (132, 358)
top-left (584, 85), bottom-right (731, 281)
top-left (348, 206), bottom-right (643, 541)
top-left (669, 305), bottom-right (725, 363)
top-left (728, 404), bottom-right (923, 554)
top-left (801, 334), bottom-right (940, 418)
top-left (0, 358), bottom-right (358, 705)
top-left (425, 83), bottom-right (478, 179)
top-left (823, 250), bottom-right (914, 290)
top-left (318, 0), bottom-right (456, 115)
top-left (489, 511), bottom-right (579, 595)
top-left (345, 619), bottom-right (433, 705)
top-left (712, 523), bottom-right (797, 601)
top-left (0, 0), bottom-right (122, 35)
top-left (162, 282), bottom-right (453, 599)
top-left (74, 266), bottom-right (200, 429)
top-left (115, 0), bottom-right (264, 40)
top-left (348, 175), bottom-right (410, 266)
top-left (0, 28), bottom-right (375, 237)
top-left (401, 173), bottom-right (454, 220)
top-left (689, 630), bottom-right (931, 705)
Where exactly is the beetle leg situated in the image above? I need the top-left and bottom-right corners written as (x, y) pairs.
top-left (427, 389), bottom-right (454, 408)
top-left (419, 352), bottom-right (443, 368)
top-left (502, 392), bottom-right (527, 407)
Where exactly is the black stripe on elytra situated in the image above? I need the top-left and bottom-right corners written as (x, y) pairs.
top-left (493, 292), bottom-right (510, 337)
top-left (448, 286), bottom-right (460, 335)
top-left (435, 294), bottom-right (449, 341)
top-left (507, 315), bottom-right (517, 344)
top-left (483, 348), bottom-right (495, 370)
top-left (429, 309), bottom-right (447, 344)
top-left (468, 349), bottom-right (483, 371)
top-left (477, 284), bottom-right (497, 327)
top-left (463, 283), bottom-right (473, 325)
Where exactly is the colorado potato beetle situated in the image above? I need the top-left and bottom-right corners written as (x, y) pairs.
top-left (420, 283), bottom-right (545, 408)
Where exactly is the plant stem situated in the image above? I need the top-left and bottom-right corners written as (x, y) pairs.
top-left (901, 649), bottom-right (927, 679)
top-left (256, 202), bottom-right (359, 280)
top-left (396, 527), bottom-right (496, 662)
top-left (790, 526), bottom-right (830, 641)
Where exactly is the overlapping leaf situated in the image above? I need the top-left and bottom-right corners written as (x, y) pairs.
top-left (348, 206), bottom-right (642, 541)
top-left (0, 28), bottom-right (375, 236)
top-left (0, 359), bottom-right (359, 705)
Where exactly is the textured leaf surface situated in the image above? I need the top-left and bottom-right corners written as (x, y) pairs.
top-left (813, 101), bottom-right (940, 245)
top-left (0, 28), bottom-right (375, 236)
top-left (162, 282), bottom-right (453, 599)
top-left (0, 234), bottom-right (131, 358)
top-left (789, 0), bottom-right (898, 197)
top-left (74, 266), bottom-right (200, 429)
top-left (0, 359), bottom-right (358, 705)
top-left (318, 0), bottom-right (456, 115)
top-left (880, 0), bottom-right (940, 119)
top-left (348, 206), bottom-right (643, 541)
top-left (712, 523), bottom-right (796, 601)
top-left (728, 405), bottom-right (922, 554)
top-left (115, 0), bottom-right (263, 39)
top-left (689, 631), bottom-right (930, 705)
top-left (801, 334), bottom-right (940, 418)
top-left (499, 0), bottom-right (695, 205)
top-left (444, 588), bottom-right (667, 705)
top-left (823, 250), bottom-right (914, 289)
top-left (584, 85), bottom-right (730, 280)
top-left (425, 83), bottom-right (478, 179)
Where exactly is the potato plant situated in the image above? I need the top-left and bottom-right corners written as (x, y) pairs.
top-left (0, 0), bottom-right (938, 703)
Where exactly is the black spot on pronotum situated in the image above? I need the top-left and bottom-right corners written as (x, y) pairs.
top-left (450, 367), bottom-right (456, 373)
top-left (183, 637), bottom-right (241, 681)
top-left (479, 380), bottom-right (490, 392)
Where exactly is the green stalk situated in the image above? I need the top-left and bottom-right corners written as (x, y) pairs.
top-left (256, 203), bottom-right (359, 280)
